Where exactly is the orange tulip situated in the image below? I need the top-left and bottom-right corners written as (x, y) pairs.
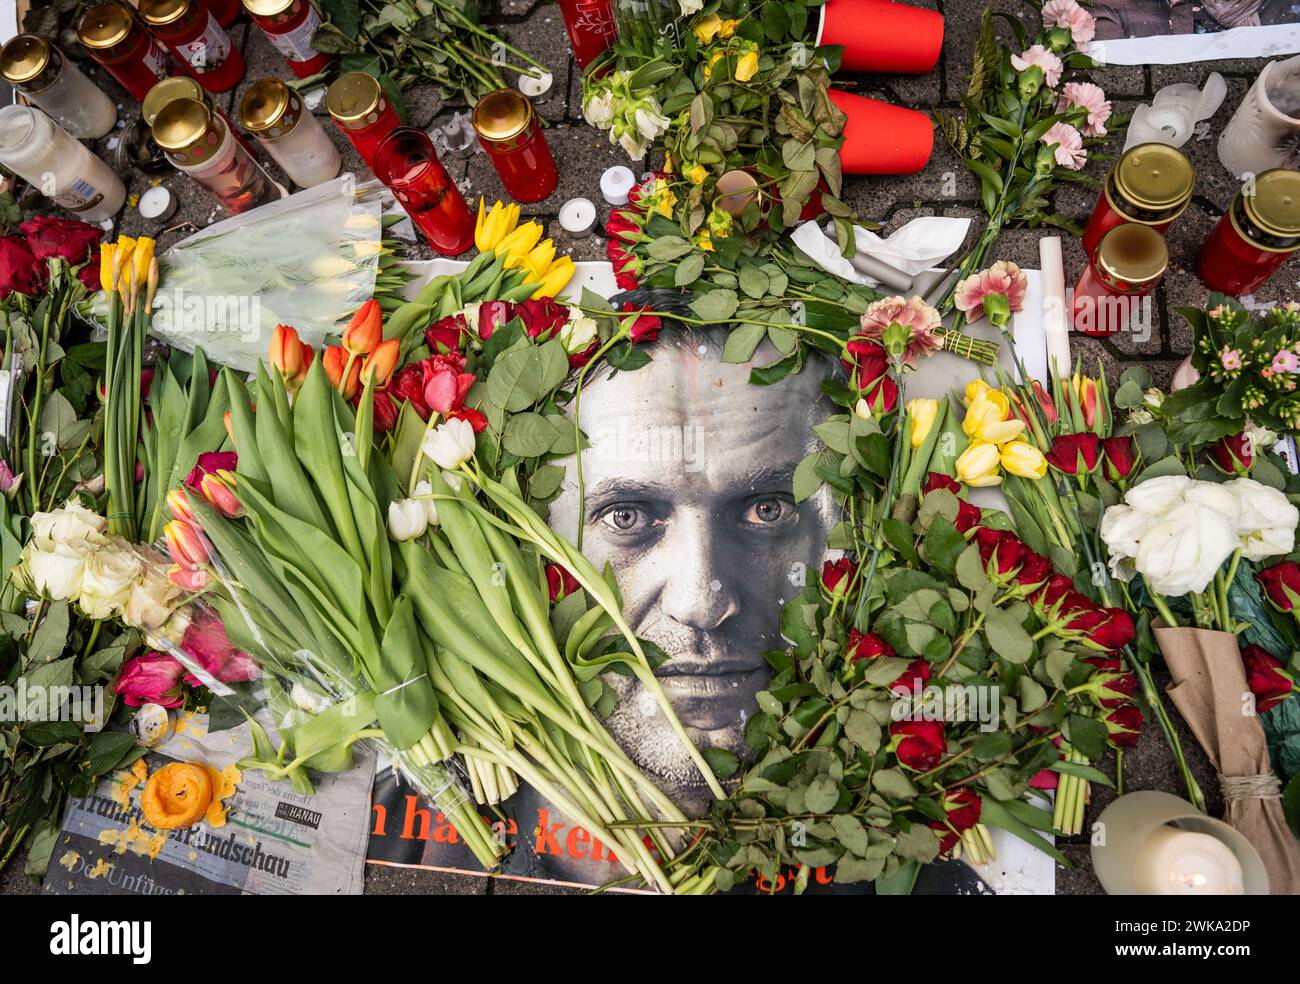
top-left (164, 519), bottom-right (209, 569)
top-left (270, 324), bottom-right (313, 390)
top-left (361, 338), bottom-right (400, 388)
top-left (167, 488), bottom-right (195, 523)
top-left (200, 470), bottom-right (243, 519)
top-left (342, 299), bottom-right (382, 356)
top-left (223, 410), bottom-right (234, 444)
top-left (323, 345), bottom-right (361, 400)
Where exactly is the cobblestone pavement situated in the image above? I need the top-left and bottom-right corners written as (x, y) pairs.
top-left (5, 0), bottom-right (1287, 896)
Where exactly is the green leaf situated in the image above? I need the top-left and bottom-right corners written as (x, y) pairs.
top-left (502, 412), bottom-right (560, 458)
top-left (1065, 713), bottom-right (1108, 761)
top-left (674, 251), bottom-right (705, 286)
top-left (689, 289), bottom-right (740, 322)
top-left (985, 605), bottom-right (1033, 664)
top-left (872, 768), bottom-right (916, 801)
top-left (701, 746), bottom-right (740, 779)
top-left (485, 339), bottom-right (569, 411)
top-left (28, 603), bottom-right (70, 665)
top-left (805, 774), bottom-right (840, 812)
top-left (722, 323), bottom-right (767, 364)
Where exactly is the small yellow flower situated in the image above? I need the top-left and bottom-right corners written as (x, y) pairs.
top-left (529, 255), bottom-right (575, 299)
top-left (522, 238), bottom-right (557, 283)
top-left (475, 198), bottom-right (520, 253)
top-left (703, 50), bottom-right (725, 79)
top-left (663, 151), bottom-right (675, 175)
top-left (906, 398), bottom-right (939, 449)
top-left (687, 163), bottom-right (708, 185)
top-left (955, 441), bottom-right (1003, 487)
top-left (693, 13), bottom-right (723, 44)
top-left (1000, 441), bottom-right (1047, 479)
top-left (735, 50), bottom-right (759, 82)
top-left (696, 231), bottom-right (715, 252)
top-left (962, 390), bottom-right (1024, 445)
top-left (653, 179), bottom-right (677, 219)
top-left (719, 18), bottom-right (739, 38)
top-left (496, 221), bottom-right (544, 268)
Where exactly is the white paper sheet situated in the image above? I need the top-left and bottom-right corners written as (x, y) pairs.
top-left (1088, 23), bottom-right (1300, 65)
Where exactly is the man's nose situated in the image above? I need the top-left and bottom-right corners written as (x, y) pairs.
top-left (658, 511), bottom-right (739, 632)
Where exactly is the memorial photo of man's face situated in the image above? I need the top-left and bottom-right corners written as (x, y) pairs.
top-left (549, 329), bottom-right (835, 814)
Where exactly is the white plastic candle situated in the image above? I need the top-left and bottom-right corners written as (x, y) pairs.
top-left (0, 105), bottom-right (125, 222)
top-left (1134, 826), bottom-right (1245, 895)
top-left (1039, 236), bottom-right (1070, 378)
top-left (559, 197), bottom-right (597, 237)
top-left (517, 71), bottom-right (553, 98)
top-left (600, 165), bottom-right (635, 205)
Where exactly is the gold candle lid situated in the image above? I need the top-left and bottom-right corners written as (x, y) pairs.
top-left (0, 35), bottom-right (52, 86)
top-left (326, 72), bottom-right (384, 129)
top-left (153, 97), bottom-right (225, 165)
top-left (143, 76), bottom-right (206, 127)
top-left (715, 169), bottom-right (758, 216)
top-left (472, 88), bottom-right (533, 145)
top-left (242, 0), bottom-right (297, 15)
top-left (1096, 223), bottom-right (1168, 286)
top-left (1241, 169), bottom-right (1300, 241)
top-left (78, 3), bottom-right (137, 50)
top-left (240, 79), bottom-right (302, 138)
top-left (1113, 143), bottom-right (1194, 211)
top-left (140, 0), bottom-right (194, 27)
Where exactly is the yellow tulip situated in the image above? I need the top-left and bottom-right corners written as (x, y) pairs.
top-left (735, 50), bottom-right (759, 82)
top-left (963, 378), bottom-right (992, 405)
top-left (99, 243), bottom-right (116, 295)
top-left (522, 238), bottom-right (557, 282)
top-left (1000, 441), bottom-right (1047, 479)
top-left (687, 163), bottom-right (708, 185)
top-left (962, 390), bottom-right (1024, 445)
top-left (529, 255), bottom-right (575, 299)
top-left (496, 221), bottom-right (544, 268)
top-left (906, 398), bottom-right (939, 449)
top-left (693, 13), bottom-right (723, 43)
top-left (955, 441), bottom-right (1003, 487)
top-left (475, 198), bottom-right (520, 252)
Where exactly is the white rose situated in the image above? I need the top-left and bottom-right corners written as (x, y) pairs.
top-left (1134, 501), bottom-right (1238, 596)
top-left (422, 417), bottom-right (477, 471)
top-left (412, 479), bottom-right (440, 527)
top-left (1245, 421), bottom-right (1278, 453)
top-left (617, 131), bottom-right (649, 162)
top-left (387, 497), bottom-right (428, 542)
top-left (1124, 475), bottom-right (1191, 518)
top-left (634, 105), bottom-right (669, 141)
top-left (26, 543), bottom-right (87, 600)
top-left (559, 313), bottom-right (598, 355)
top-left (79, 548), bottom-right (143, 620)
top-left (679, 0), bottom-right (703, 14)
top-left (1224, 477), bottom-right (1298, 561)
top-left (31, 501), bottom-right (107, 551)
top-left (1098, 504), bottom-right (1145, 562)
top-left (583, 90), bottom-right (614, 128)
top-left (124, 572), bottom-right (181, 633)
top-left (1183, 481), bottom-right (1240, 520)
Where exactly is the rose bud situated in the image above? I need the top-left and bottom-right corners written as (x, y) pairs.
top-left (889, 719), bottom-right (946, 771)
top-left (1034, 574), bottom-right (1076, 612)
top-left (923, 472), bottom-right (961, 495)
top-left (1257, 561), bottom-right (1300, 612)
top-left (1082, 654), bottom-right (1123, 672)
top-left (973, 527), bottom-right (1026, 579)
top-left (1028, 768), bottom-right (1059, 791)
top-left (545, 563), bottom-right (580, 603)
top-left (929, 788), bottom-right (982, 853)
top-left (1241, 644), bottom-right (1294, 713)
top-left (890, 658), bottom-right (931, 696)
top-left (1104, 704), bottom-right (1143, 749)
top-left (113, 652), bottom-right (188, 709)
top-left (1100, 435), bottom-right (1137, 484)
top-left (954, 499), bottom-right (982, 535)
top-left (845, 629), bottom-right (893, 662)
top-left (426, 312), bottom-right (471, 351)
top-left (842, 338), bottom-right (888, 389)
top-left (1210, 432), bottom-right (1255, 476)
top-left (821, 557), bottom-right (857, 596)
top-left (342, 298), bottom-right (382, 356)
top-left (361, 338), bottom-right (401, 389)
top-left (1083, 669), bottom-right (1138, 708)
top-left (1045, 432), bottom-right (1101, 474)
top-left (859, 374), bottom-right (899, 415)
top-left (1015, 551), bottom-right (1053, 589)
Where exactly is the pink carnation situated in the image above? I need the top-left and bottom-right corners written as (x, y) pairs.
top-left (1040, 121), bottom-right (1087, 170)
top-left (1042, 0), bottom-right (1096, 44)
top-left (1057, 81), bottom-right (1111, 137)
top-left (953, 261), bottom-right (1030, 324)
top-left (1010, 44), bottom-right (1063, 89)
top-left (858, 295), bottom-right (943, 367)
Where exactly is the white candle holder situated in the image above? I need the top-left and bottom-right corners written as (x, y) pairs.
top-left (1091, 791), bottom-right (1268, 895)
top-left (1219, 54), bottom-right (1300, 179)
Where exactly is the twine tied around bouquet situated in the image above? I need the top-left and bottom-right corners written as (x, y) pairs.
top-left (1219, 773), bottom-right (1283, 802)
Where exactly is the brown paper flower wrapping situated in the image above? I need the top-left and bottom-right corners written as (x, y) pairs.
top-left (1155, 625), bottom-right (1300, 895)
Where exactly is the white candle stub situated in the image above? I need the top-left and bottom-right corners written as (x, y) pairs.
top-left (517, 72), bottom-right (553, 99)
top-left (559, 197), bottom-right (597, 237)
top-left (600, 166), bottom-right (636, 206)
top-left (138, 185), bottom-right (176, 222)
top-left (1134, 825), bottom-right (1245, 895)
top-left (1039, 236), bottom-right (1070, 378)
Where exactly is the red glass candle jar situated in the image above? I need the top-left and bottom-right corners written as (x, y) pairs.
top-left (243, 0), bottom-right (333, 78)
top-left (1071, 224), bottom-right (1168, 336)
top-left (1082, 143), bottom-right (1194, 257)
top-left (374, 128), bottom-right (475, 257)
top-left (141, 0), bottom-right (245, 94)
top-left (209, 0), bottom-right (241, 27)
top-left (472, 88), bottom-right (558, 204)
top-left (77, 3), bottom-right (176, 102)
top-left (327, 72), bottom-right (401, 172)
top-left (558, 0), bottom-right (616, 68)
top-left (1196, 169), bottom-right (1300, 297)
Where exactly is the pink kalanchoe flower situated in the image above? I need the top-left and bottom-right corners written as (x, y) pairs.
top-left (1222, 348), bottom-right (1243, 371)
top-left (953, 261), bottom-right (1030, 325)
top-left (1040, 121), bottom-right (1086, 170)
top-left (1272, 349), bottom-right (1300, 374)
top-left (857, 295), bottom-right (943, 367)
top-left (1010, 44), bottom-right (1063, 88)
top-left (1042, 0), bottom-right (1096, 44)
top-left (1057, 81), bottom-right (1111, 137)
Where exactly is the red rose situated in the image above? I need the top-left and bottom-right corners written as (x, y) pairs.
top-left (180, 609), bottom-right (259, 685)
top-left (845, 629), bottom-right (893, 662)
top-left (821, 557), bottom-right (857, 594)
top-left (606, 210), bottom-right (639, 241)
top-left (447, 406), bottom-right (488, 433)
top-left (973, 527), bottom-right (1026, 578)
top-left (476, 300), bottom-right (514, 341)
top-left (1089, 670), bottom-right (1137, 708)
top-left (422, 352), bottom-right (476, 415)
top-left (889, 719), bottom-right (946, 771)
top-left (861, 373), bottom-right (899, 414)
top-left (1241, 644), bottom-right (1294, 713)
top-left (954, 499), bottom-right (981, 534)
top-left (1045, 432), bottom-right (1101, 474)
top-left (22, 215), bottom-right (101, 267)
top-left (1082, 654), bottom-right (1123, 672)
top-left (625, 306), bottom-right (661, 343)
top-left (1257, 561), bottom-right (1300, 612)
top-left (185, 451), bottom-right (237, 491)
top-left (1104, 704), bottom-right (1143, 749)
top-left (389, 363), bottom-right (431, 419)
top-left (890, 658), bottom-right (931, 695)
top-left (0, 236), bottom-right (40, 297)
top-left (1033, 574), bottom-right (1077, 614)
top-left (842, 337), bottom-right (888, 389)
top-left (1082, 607), bottom-right (1135, 652)
top-left (1100, 436), bottom-right (1137, 482)
top-left (113, 652), bottom-right (188, 708)
top-left (608, 238), bottom-right (642, 290)
top-left (924, 472), bottom-right (961, 495)
top-left (1016, 551), bottom-right (1053, 588)
top-left (1029, 768), bottom-right (1059, 790)
top-left (425, 313), bottom-right (469, 352)
top-left (569, 340), bottom-right (599, 368)
top-left (545, 563), bottom-right (580, 603)
top-left (1210, 432), bottom-right (1254, 477)
top-left (929, 787), bottom-right (982, 852)
top-left (514, 298), bottom-right (568, 340)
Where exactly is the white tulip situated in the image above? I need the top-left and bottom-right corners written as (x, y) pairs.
top-left (26, 543), bottom-right (87, 601)
top-left (412, 479), bottom-right (440, 527)
top-left (1123, 474), bottom-right (1191, 518)
top-left (1133, 501), bottom-right (1238, 596)
top-left (79, 548), bottom-right (143, 620)
top-left (1224, 477), bottom-right (1298, 561)
top-left (422, 417), bottom-right (477, 471)
top-left (387, 497), bottom-right (429, 542)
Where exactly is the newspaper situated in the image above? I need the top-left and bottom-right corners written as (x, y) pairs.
top-left (43, 709), bottom-right (375, 896)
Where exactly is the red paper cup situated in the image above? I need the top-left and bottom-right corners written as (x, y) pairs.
top-left (830, 89), bottom-right (933, 175)
top-left (817, 0), bottom-right (944, 74)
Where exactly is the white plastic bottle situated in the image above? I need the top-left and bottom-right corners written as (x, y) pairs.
top-left (0, 105), bottom-right (126, 222)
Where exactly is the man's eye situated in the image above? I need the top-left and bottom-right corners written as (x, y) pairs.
top-left (601, 506), bottom-right (645, 532)
top-left (744, 497), bottom-right (795, 526)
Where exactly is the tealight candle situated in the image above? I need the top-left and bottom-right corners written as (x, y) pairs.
top-left (1134, 825), bottom-right (1245, 895)
top-left (138, 184), bottom-right (178, 222)
top-left (517, 71), bottom-right (553, 99)
top-left (600, 165), bottom-right (635, 206)
top-left (559, 197), bottom-right (597, 237)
